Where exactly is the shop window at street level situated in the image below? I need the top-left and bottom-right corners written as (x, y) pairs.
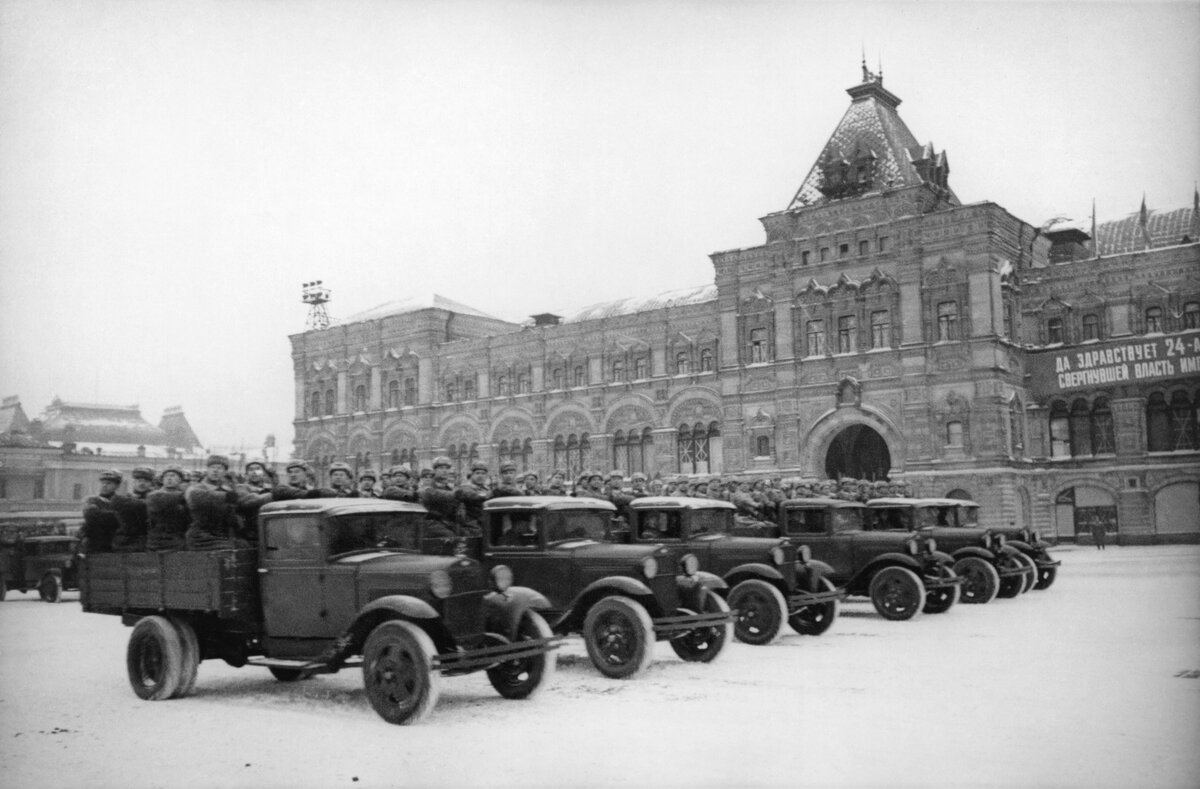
top-left (1092, 397), bottom-right (1116, 454)
top-left (1170, 391), bottom-right (1197, 450)
top-left (1146, 392), bottom-right (1171, 451)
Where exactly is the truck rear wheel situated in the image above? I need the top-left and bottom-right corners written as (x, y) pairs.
top-left (168, 617), bottom-right (200, 698)
top-left (868, 567), bottom-right (925, 621)
top-left (127, 616), bottom-right (184, 700)
top-left (728, 579), bottom-right (787, 645)
top-left (788, 577), bottom-right (840, 636)
top-left (486, 610), bottom-right (556, 699)
top-left (362, 620), bottom-right (441, 725)
top-left (39, 573), bottom-right (62, 603)
top-left (583, 596), bottom-right (654, 679)
top-left (670, 588), bottom-right (731, 663)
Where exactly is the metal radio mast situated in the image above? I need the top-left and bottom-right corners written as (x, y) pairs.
top-left (301, 280), bottom-right (332, 330)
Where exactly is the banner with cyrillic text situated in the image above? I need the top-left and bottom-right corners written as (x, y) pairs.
top-left (1026, 332), bottom-right (1200, 393)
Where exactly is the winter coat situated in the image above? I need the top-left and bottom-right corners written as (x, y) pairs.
top-left (456, 482), bottom-right (491, 527)
top-left (236, 481), bottom-right (274, 544)
top-left (111, 491), bottom-right (149, 552)
top-left (81, 494), bottom-right (120, 554)
top-left (146, 489), bottom-right (189, 551)
top-left (489, 483), bottom-right (525, 499)
top-left (420, 482), bottom-right (460, 525)
top-left (184, 481), bottom-right (240, 550)
top-left (381, 483), bottom-right (419, 503)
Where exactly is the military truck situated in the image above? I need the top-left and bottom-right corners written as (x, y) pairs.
top-left (945, 500), bottom-right (1061, 590)
top-left (864, 498), bottom-right (1036, 602)
top-left (769, 498), bottom-right (962, 621)
top-left (477, 496), bottom-right (735, 678)
top-left (80, 498), bottom-right (560, 725)
top-left (0, 534), bottom-right (80, 602)
top-left (622, 497), bottom-right (844, 643)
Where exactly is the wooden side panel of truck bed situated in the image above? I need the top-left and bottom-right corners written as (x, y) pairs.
top-left (81, 549), bottom-right (259, 619)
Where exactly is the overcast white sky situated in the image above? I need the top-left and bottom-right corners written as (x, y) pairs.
top-left (1, 0), bottom-right (1197, 456)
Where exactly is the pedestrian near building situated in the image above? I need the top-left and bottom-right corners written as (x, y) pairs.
top-left (1090, 515), bottom-right (1108, 550)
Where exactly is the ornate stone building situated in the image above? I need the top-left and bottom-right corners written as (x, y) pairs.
top-left (290, 69), bottom-right (1199, 543)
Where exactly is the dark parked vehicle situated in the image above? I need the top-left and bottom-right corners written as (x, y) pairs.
top-left (951, 502), bottom-right (1061, 590)
top-left (81, 499), bottom-right (560, 725)
top-left (864, 498), bottom-right (1036, 603)
top-left (769, 498), bottom-right (962, 621)
top-left (0, 535), bottom-right (80, 602)
top-left (623, 497), bottom-right (844, 644)
top-left (477, 496), bottom-right (735, 679)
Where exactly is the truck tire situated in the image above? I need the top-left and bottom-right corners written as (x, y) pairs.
top-left (127, 616), bottom-right (185, 700)
top-left (486, 610), bottom-right (556, 700)
top-left (168, 616), bottom-right (201, 698)
top-left (669, 588), bottom-right (732, 663)
top-left (39, 573), bottom-right (62, 603)
top-left (1034, 563), bottom-right (1058, 591)
top-left (1016, 553), bottom-right (1038, 594)
top-left (868, 567), bottom-right (925, 621)
top-left (954, 556), bottom-right (1000, 604)
top-left (788, 577), bottom-right (840, 636)
top-left (728, 579), bottom-right (787, 645)
top-left (583, 596), bottom-right (655, 679)
top-left (362, 620), bottom-right (441, 725)
top-left (996, 555), bottom-right (1026, 599)
top-left (922, 567), bottom-right (960, 614)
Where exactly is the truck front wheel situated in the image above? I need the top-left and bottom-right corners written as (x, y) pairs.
top-left (126, 616), bottom-right (185, 700)
top-left (954, 557), bottom-right (1000, 604)
top-left (868, 567), bottom-right (925, 621)
top-left (362, 620), bottom-right (441, 725)
top-left (39, 573), bottom-right (62, 603)
top-left (583, 596), bottom-right (654, 679)
top-left (486, 610), bottom-right (556, 700)
top-left (728, 579), bottom-right (787, 645)
top-left (788, 577), bottom-right (840, 636)
top-left (670, 588), bottom-right (731, 663)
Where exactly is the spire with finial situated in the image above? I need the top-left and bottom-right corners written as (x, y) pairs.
top-left (1138, 194), bottom-right (1153, 250)
top-left (1091, 198), bottom-right (1100, 258)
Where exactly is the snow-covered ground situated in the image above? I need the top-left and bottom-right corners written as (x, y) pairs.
top-left (2, 545), bottom-right (1199, 789)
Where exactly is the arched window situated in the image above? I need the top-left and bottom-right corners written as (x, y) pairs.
top-left (390, 448), bottom-right (401, 465)
top-left (517, 373), bottom-right (530, 394)
top-left (612, 428), bottom-right (653, 475)
top-left (1069, 399), bottom-right (1092, 456)
top-left (1145, 306), bottom-right (1163, 333)
top-left (310, 391), bottom-right (321, 417)
top-left (755, 435), bottom-right (771, 457)
top-left (404, 378), bottom-right (416, 406)
top-left (1184, 302), bottom-right (1200, 329)
top-left (497, 375), bottom-right (510, 396)
top-left (676, 352), bottom-right (690, 374)
top-left (387, 379), bottom-right (400, 408)
top-left (937, 301), bottom-right (959, 341)
top-left (573, 365), bottom-right (586, 386)
top-left (1170, 391), bottom-right (1197, 450)
top-left (946, 421), bottom-right (964, 446)
top-left (1082, 313), bottom-right (1100, 342)
top-left (1049, 400), bottom-right (1071, 458)
top-left (1047, 317), bottom-right (1064, 344)
top-left (1008, 398), bottom-right (1025, 456)
top-left (324, 389), bottom-right (335, 416)
top-left (552, 435), bottom-right (566, 474)
top-left (1146, 392), bottom-right (1171, 451)
top-left (354, 385), bottom-right (367, 412)
top-left (1091, 397), bottom-right (1115, 454)
top-left (700, 348), bottom-right (714, 372)
top-left (677, 422), bottom-right (717, 475)
top-left (552, 368), bottom-right (564, 389)
top-left (463, 378), bottom-right (475, 400)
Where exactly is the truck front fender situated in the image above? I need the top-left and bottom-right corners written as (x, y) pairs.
top-left (949, 546), bottom-right (995, 562)
top-left (929, 550), bottom-right (956, 566)
top-left (484, 587), bottom-right (552, 640)
top-left (724, 563), bottom-right (785, 586)
top-left (340, 595), bottom-right (446, 661)
top-left (857, 554), bottom-right (924, 586)
top-left (1005, 540), bottom-right (1033, 554)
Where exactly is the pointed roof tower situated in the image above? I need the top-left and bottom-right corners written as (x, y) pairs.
top-left (788, 63), bottom-right (959, 210)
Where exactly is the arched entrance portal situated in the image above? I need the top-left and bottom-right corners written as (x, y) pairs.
top-left (825, 424), bottom-right (891, 481)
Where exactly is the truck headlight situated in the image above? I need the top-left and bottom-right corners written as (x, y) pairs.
top-left (797, 544), bottom-right (812, 563)
top-left (982, 533), bottom-right (993, 550)
top-left (680, 553), bottom-right (699, 576)
top-left (925, 538), bottom-right (937, 553)
top-left (906, 539), bottom-right (919, 555)
top-left (489, 565), bottom-right (513, 592)
top-left (994, 534), bottom-right (1006, 549)
top-left (640, 556), bottom-right (658, 580)
top-left (771, 546), bottom-right (787, 565)
top-left (429, 569), bottom-right (453, 599)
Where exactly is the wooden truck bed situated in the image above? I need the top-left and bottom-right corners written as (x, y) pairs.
top-left (80, 549), bottom-right (260, 620)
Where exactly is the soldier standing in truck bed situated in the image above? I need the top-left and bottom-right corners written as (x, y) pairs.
top-left (382, 466), bottom-right (418, 502)
top-left (146, 466), bottom-right (189, 551)
top-left (235, 459), bottom-right (275, 544)
top-left (112, 465), bottom-right (154, 552)
top-left (456, 461), bottom-right (491, 533)
top-left (80, 469), bottom-right (123, 554)
top-left (490, 462), bottom-right (525, 498)
top-left (326, 462), bottom-right (358, 497)
top-left (185, 455), bottom-right (242, 550)
top-left (272, 460), bottom-right (314, 501)
top-left (420, 457), bottom-right (461, 528)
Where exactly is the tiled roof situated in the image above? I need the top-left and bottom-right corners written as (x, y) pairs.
top-left (0, 396), bottom-right (29, 435)
top-left (564, 284), bottom-right (717, 323)
top-left (1095, 206), bottom-right (1198, 255)
top-left (343, 294), bottom-right (506, 324)
top-left (38, 399), bottom-right (169, 446)
top-left (789, 78), bottom-right (959, 209)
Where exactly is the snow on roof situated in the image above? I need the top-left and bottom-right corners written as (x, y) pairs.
top-left (342, 294), bottom-right (504, 324)
top-left (564, 284), bottom-right (717, 323)
top-left (38, 399), bottom-right (169, 446)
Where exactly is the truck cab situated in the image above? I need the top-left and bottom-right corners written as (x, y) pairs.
top-left (624, 496), bottom-right (844, 643)
top-left (0, 534), bottom-right (80, 603)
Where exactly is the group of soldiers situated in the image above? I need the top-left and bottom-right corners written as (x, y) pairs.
top-left (79, 453), bottom-right (915, 552)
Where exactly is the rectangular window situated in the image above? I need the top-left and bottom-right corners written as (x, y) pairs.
top-left (749, 328), bottom-right (767, 363)
top-left (870, 310), bottom-right (890, 348)
top-left (801, 251), bottom-right (810, 266)
top-left (634, 357), bottom-right (648, 379)
top-left (946, 421), bottom-right (964, 446)
top-left (1108, 303), bottom-right (1130, 335)
top-left (837, 314), bottom-right (857, 354)
top-left (0, 478), bottom-right (6, 498)
top-left (1047, 318), bottom-right (1064, 344)
top-left (937, 301), bottom-right (959, 341)
top-left (1003, 303), bottom-right (1015, 339)
top-left (574, 366), bottom-right (586, 386)
top-left (878, 236), bottom-right (889, 252)
top-left (33, 479), bottom-right (44, 499)
top-left (820, 247), bottom-right (830, 262)
top-left (806, 320), bottom-right (825, 356)
top-left (838, 243), bottom-right (849, 258)
top-left (858, 240), bottom-right (870, 256)
top-left (1082, 314), bottom-right (1100, 341)
top-left (73, 483), bottom-right (84, 500)
top-left (1050, 416), bottom-right (1071, 458)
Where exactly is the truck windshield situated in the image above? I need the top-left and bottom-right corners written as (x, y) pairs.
top-left (328, 513), bottom-right (424, 555)
top-left (916, 507), bottom-right (954, 528)
top-left (956, 505), bottom-right (980, 526)
top-left (831, 509), bottom-right (863, 532)
top-left (870, 508), bottom-right (912, 530)
top-left (546, 511), bottom-right (613, 544)
top-left (691, 509), bottom-right (733, 536)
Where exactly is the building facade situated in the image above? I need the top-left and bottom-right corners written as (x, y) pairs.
top-left (290, 70), bottom-right (1199, 543)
